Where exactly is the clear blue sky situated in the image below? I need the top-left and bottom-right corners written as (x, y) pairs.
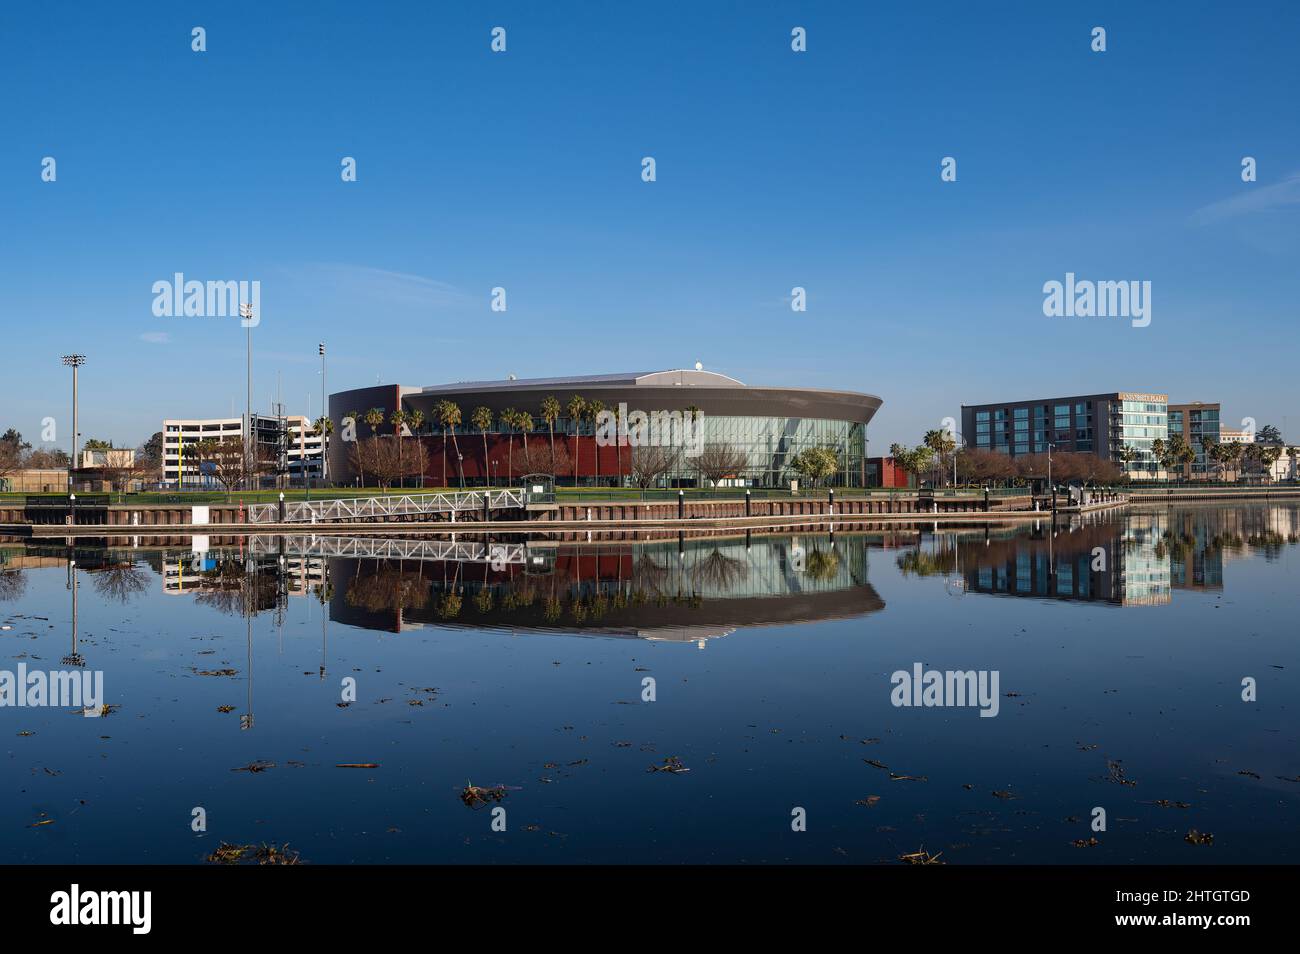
top-left (3, 0), bottom-right (1298, 451)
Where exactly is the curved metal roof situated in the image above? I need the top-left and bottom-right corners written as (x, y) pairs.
top-left (381, 369), bottom-right (883, 425)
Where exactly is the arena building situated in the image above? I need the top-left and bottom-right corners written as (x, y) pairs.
top-left (328, 368), bottom-right (881, 488)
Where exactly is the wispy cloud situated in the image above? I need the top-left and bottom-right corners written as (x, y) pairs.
top-left (140, 331), bottom-right (171, 344)
top-left (280, 263), bottom-right (476, 310)
top-left (1190, 172), bottom-right (1300, 226)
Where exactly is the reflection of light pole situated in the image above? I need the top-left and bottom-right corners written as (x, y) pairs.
top-left (63, 554), bottom-right (84, 666)
top-left (61, 354), bottom-right (86, 492)
top-left (320, 563), bottom-right (329, 679)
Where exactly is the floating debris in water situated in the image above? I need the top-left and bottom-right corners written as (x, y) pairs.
top-left (898, 847), bottom-right (944, 865)
top-left (1071, 837), bottom-right (1100, 848)
top-left (855, 795), bottom-right (881, 807)
top-left (1106, 759), bottom-right (1137, 786)
top-left (231, 761), bottom-right (275, 773)
top-left (1184, 829), bottom-right (1214, 846)
top-left (648, 756), bottom-right (690, 774)
top-left (461, 782), bottom-right (509, 807)
top-left (206, 842), bottom-right (301, 865)
top-left (192, 668), bottom-right (239, 677)
top-left (216, 705), bottom-right (235, 714)
top-left (336, 763), bottom-right (379, 769)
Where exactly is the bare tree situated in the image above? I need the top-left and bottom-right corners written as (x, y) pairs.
top-left (0, 440), bottom-right (21, 486)
top-left (629, 445), bottom-right (680, 488)
top-left (694, 443), bottom-right (747, 486)
top-left (351, 436), bottom-right (429, 491)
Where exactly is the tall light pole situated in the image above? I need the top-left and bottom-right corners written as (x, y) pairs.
top-left (61, 354), bottom-right (86, 492)
top-left (240, 304), bottom-right (254, 489)
top-left (319, 342), bottom-right (327, 486)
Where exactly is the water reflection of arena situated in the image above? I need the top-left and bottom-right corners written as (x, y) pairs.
top-left (328, 535), bottom-right (884, 643)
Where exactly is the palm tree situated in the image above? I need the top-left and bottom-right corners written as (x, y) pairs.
top-left (1118, 444), bottom-right (1138, 478)
top-left (405, 409), bottom-right (425, 487)
top-left (471, 406), bottom-right (493, 486)
top-left (437, 400), bottom-right (465, 488)
top-left (311, 416), bottom-right (333, 489)
top-left (586, 399), bottom-right (606, 485)
top-left (1223, 440), bottom-right (1243, 481)
top-left (389, 409), bottom-right (408, 489)
top-left (501, 408), bottom-right (519, 483)
top-left (433, 400), bottom-right (448, 487)
top-left (346, 410), bottom-right (363, 484)
top-left (566, 395), bottom-right (586, 486)
top-left (609, 402), bottom-right (624, 487)
top-left (364, 408), bottom-right (386, 488)
top-left (1200, 436), bottom-right (1218, 481)
top-left (923, 428), bottom-right (956, 486)
top-left (516, 410), bottom-right (534, 473)
top-left (541, 395), bottom-right (561, 474)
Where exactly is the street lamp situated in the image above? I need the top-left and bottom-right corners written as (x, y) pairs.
top-left (61, 354), bottom-right (86, 491)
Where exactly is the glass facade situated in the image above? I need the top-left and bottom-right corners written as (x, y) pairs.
top-left (972, 401), bottom-right (1096, 456)
top-left (470, 414), bottom-right (868, 488)
top-left (1113, 399), bottom-right (1168, 476)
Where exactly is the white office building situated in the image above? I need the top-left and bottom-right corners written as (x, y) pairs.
top-left (162, 414), bottom-right (324, 488)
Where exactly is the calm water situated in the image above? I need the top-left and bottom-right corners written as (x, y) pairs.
top-left (2, 502), bottom-right (1297, 864)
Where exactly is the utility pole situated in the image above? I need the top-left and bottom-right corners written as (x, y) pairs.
top-left (61, 354), bottom-right (86, 492)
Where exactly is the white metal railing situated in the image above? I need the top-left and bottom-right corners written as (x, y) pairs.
top-left (247, 534), bottom-right (529, 565)
top-left (245, 489), bottom-right (530, 525)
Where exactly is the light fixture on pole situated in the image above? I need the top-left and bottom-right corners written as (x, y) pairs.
top-left (60, 354), bottom-right (86, 491)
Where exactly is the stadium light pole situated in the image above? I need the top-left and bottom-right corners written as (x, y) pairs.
top-left (240, 304), bottom-right (254, 489)
top-left (61, 354), bottom-right (86, 492)
top-left (319, 342), bottom-right (327, 487)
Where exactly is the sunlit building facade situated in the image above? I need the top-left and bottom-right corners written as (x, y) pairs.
top-left (961, 391), bottom-right (1168, 478)
top-left (329, 369), bottom-right (881, 488)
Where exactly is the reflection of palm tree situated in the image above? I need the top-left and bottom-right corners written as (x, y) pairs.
top-left (804, 547), bottom-right (840, 581)
top-left (895, 549), bottom-right (947, 577)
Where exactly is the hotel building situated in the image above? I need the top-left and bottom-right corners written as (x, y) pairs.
top-left (960, 391), bottom-right (1168, 478)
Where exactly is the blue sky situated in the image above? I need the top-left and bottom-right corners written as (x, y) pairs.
top-left (3, 0), bottom-right (1298, 451)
